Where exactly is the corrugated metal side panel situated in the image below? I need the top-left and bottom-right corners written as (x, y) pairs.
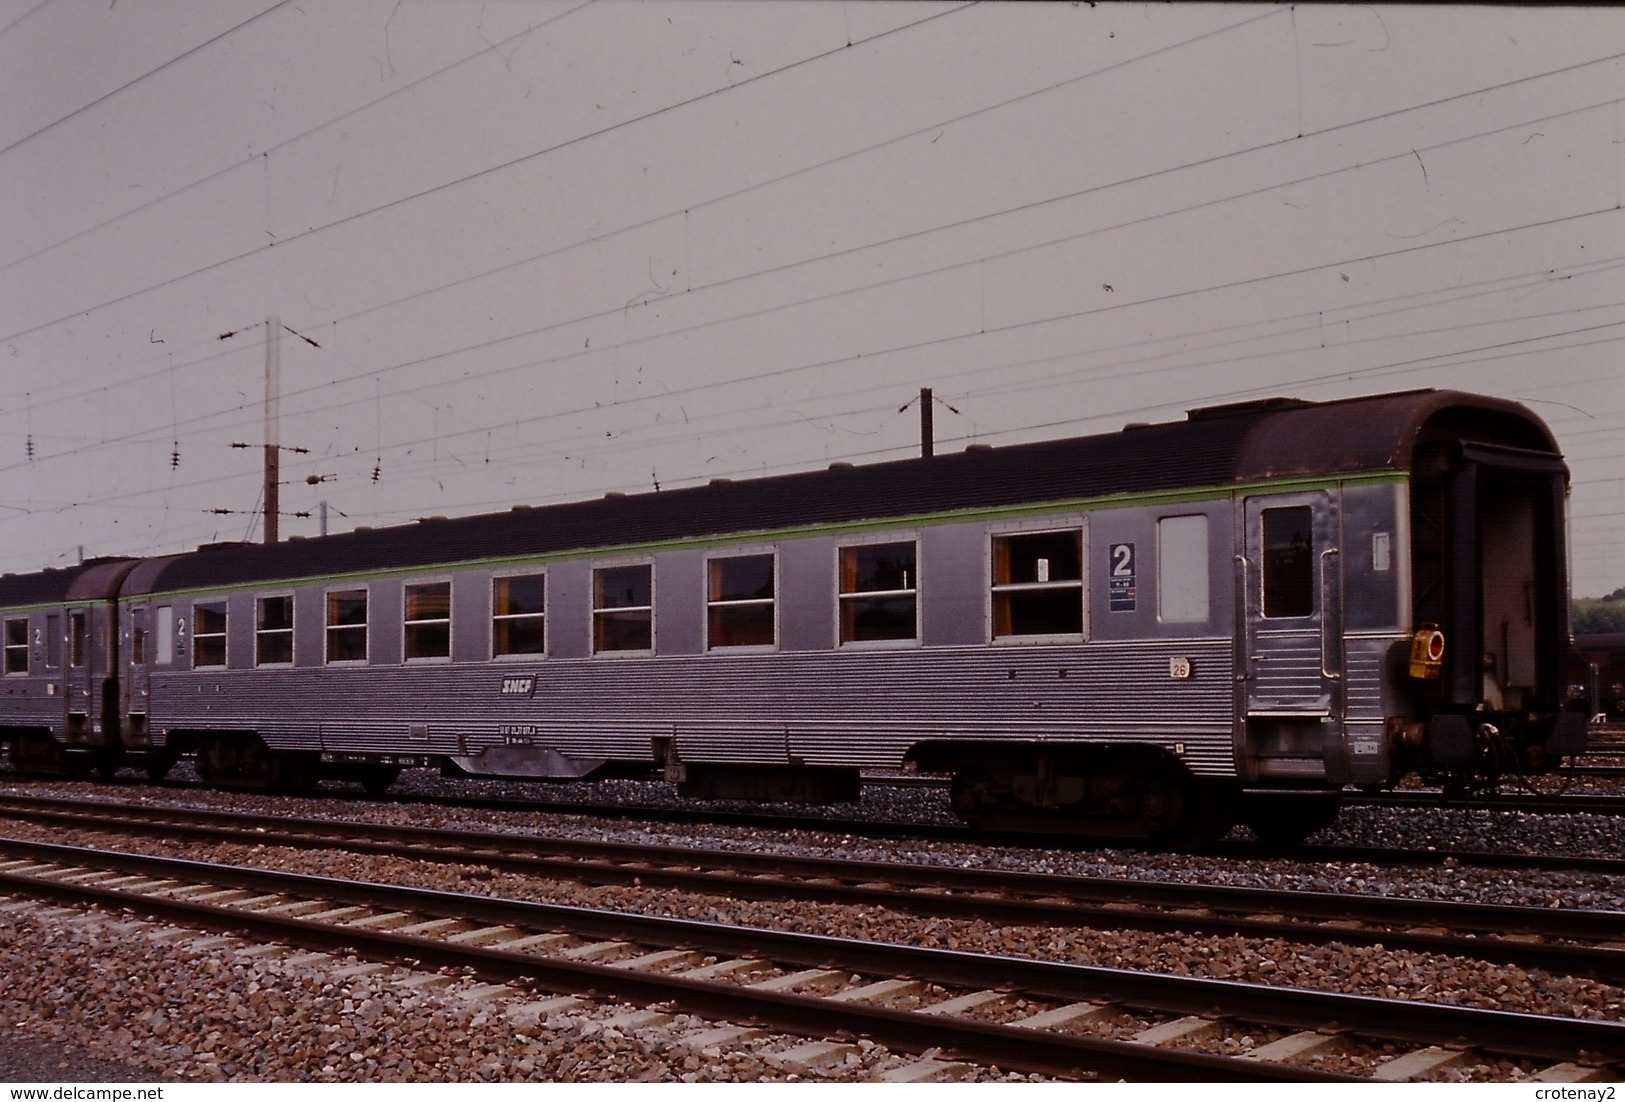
top-left (1247, 632), bottom-right (1327, 709)
top-left (0, 689), bottom-right (64, 732)
top-left (1340, 634), bottom-right (1402, 782)
top-left (1343, 636), bottom-right (1398, 724)
top-left (148, 638), bottom-right (1237, 776)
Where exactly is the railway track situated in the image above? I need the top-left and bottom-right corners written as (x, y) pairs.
top-left (7, 772), bottom-right (1625, 878)
top-left (4, 793), bottom-right (1625, 996)
top-left (1, 835), bottom-right (1620, 1082)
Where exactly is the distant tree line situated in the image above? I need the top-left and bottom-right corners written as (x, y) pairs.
top-left (1575, 587), bottom-right (1625, 634)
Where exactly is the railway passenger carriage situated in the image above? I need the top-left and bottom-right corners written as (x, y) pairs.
top-left (0, 389), bottom-right (1587, 843)
top-left (1568, 634), bottom-right (1625, 721)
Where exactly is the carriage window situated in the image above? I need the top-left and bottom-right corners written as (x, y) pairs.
top-left (70, 611), bottom-right (87, 668)
top-left (152, 608), bottom-right (169, 666)
top-left (255, 596), bottom-right (293, 665)
top-left (46, 613), bottom-right (63, 668)
top-left (131, 609), bottom-right (147, 666)
top-left (839, 541), bottom-right (917, 644)
top-left (4, 618), bottom-right (27, 674)
top-left (991, 530), bottom-right (1083, 638)
top-left (404, 582), bottom-right (451, 660)
top-left (194, 602), bottom-right (227, 667)
top-left (708, 553), bottom-right (775, 649)
top-left (493, 574), bottom-right (545, 657)
top-left (594, 564), bottom-right (653, 653)
top-left (326, 589), bottom-right (368, 663)
top-left (1262, 507), bottom-right (1314, 618)
top-left (1158, 515), bottom-right (1210, 623)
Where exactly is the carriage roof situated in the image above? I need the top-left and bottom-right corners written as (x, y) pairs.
top-left (107, 388), bottom-right (1560, 595)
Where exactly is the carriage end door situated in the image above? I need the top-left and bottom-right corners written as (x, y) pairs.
top-left (1242, 491), bottom-right (1343, 723)
top-left (64, 607), bottom-right (93, 743)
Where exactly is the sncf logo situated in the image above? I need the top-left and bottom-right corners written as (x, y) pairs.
top-left (499, 676), bottom-right (536, 696)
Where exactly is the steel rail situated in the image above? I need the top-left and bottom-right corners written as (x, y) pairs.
top-left (0, 846), bottom-right (1343, 1083)
top-left (1, 836), bottom-right (1621, 1072)
top-left (1346, 790), bottom-right (1625, 816)
top-left (1287, 842), bottom-right (1625, 877)
top-left (4, 796), bottom-right (1625, 982)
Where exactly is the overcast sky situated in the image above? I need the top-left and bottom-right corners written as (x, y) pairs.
top-left (2, 1), bottom-right (1622, 595)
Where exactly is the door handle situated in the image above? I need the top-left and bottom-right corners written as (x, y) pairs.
top-left (1320, 547), bottom-right (1341, 681)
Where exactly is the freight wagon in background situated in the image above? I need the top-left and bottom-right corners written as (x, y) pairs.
top-left (0, 388), bottom-right (1590, 845)
top-left (1568, 633), bottom-right (1625, 721)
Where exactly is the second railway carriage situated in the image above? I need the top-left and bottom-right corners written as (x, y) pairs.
top-left (1567, 633), bottom-right (1625, 721)
top-left (2, 388), bottom-right (1587, 843)
top-left (0, 559), bottom-right (136, 775)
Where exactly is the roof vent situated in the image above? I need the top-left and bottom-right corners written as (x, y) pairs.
top-left (197, 540), bottom-right (251, 552)
top-left (1186, 396), bottom-right (1312, 421)
top-left (354, 526), bottom-right (374, 533)
top-left (828, 461), bottom-right (854, 470)
top-left (964, 443), bottom-right (993, 453)
top-left (416, 515), bottom-right (448, 524)
top-left (708, 478), bottom-right (733, 487)
top-left (604, 491), bottom-right (628, 499)
top-left (1124, 421), bottom-right (1152, 431)
top-left (510, 504), bottom-right (534, 512)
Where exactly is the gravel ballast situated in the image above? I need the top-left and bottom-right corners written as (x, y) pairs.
top-left (2, 772), bottom-right (1622, 1082)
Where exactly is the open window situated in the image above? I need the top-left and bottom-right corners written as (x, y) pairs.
top-left (991, 529), bottom-right (1083, 639)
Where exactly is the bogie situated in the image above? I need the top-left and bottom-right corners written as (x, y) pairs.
top-left (1239, 792), bottom-right (1342, 848)
top-left (192, 732), bottom-right (318, 793)
top-left (941, 746), bottom-right (1237, 845)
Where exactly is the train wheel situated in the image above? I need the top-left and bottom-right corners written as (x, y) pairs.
top-left (1241, 793), bottom-right (1340, 848)
top-left (143, 753), bottom-right (178, 782)
top-left (1124, 768), bottom-right (1190, 841)
top-left (360, 766), bottom-right (400, 797)
top-left (269, 753), bottom-right (320, 794)
top-left (947, 766), bottom-right (998, 830)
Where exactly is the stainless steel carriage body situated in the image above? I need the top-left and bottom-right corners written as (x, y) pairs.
top-left (2, 389), bottom-right (1578, 835)
top-left (98, 389), bottom-right (1575, 815)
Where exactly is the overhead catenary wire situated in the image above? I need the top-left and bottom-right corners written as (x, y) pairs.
top-left (20, 311), bottom-right (1625, 538)
top-left (5, 203), bottom-right (1620, 494)
top-left (4, 21), bottom-right (1617, 432)
top-left (7, 33), bottom-right (1619, 423)
top-left (0, 2), bottom-right (979, 347)
top-left (0, 1), bottom-right (599, 278)
top-left (0, 1), bottom-right (293, 160)
top-left (3, 7), bottom-right (1620, 585)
